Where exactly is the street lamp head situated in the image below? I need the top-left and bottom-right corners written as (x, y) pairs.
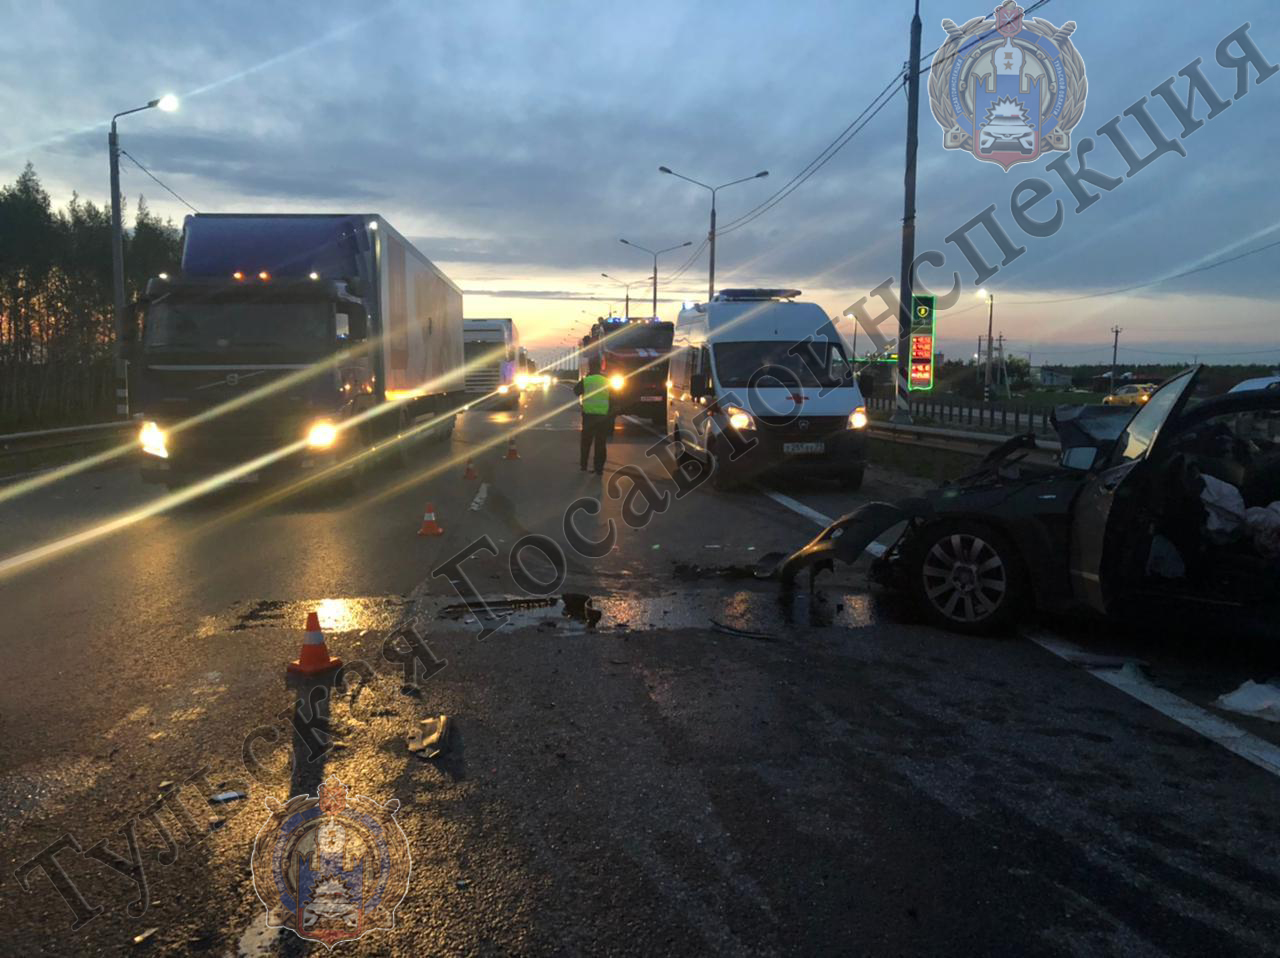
top-left (154, 94), bottom-right (179, 112)
top-left (619, 238), bottom-right (631, 246)
top-left (680, 241), bottom-right (692, 248)
top-left (755, 170), bottom-right (769, 178)
top-left (658, 166), bottom-right (673, 174)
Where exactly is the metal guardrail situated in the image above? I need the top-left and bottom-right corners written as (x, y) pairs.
top-left (868, 420), bottom-right (1061, 461)
top-left (0, 420), bottom-right (134, 460)
top-left (866, 394), bottom-right (1058, 436)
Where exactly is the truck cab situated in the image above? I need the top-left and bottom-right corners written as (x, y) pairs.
top-left (133, 213), bottom-right (463, 488)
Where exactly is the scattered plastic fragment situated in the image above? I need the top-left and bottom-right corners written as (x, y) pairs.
top-left (210, 790), bottom-right (247, 804)
top-left (1216, 681), bottom-right (1280, 723)
top-left (408, 714), bottom-right (451, 759)
top-left (132, 927), bottom-right (159, 945)
top-left (455, 878), bottom-right (470, 890)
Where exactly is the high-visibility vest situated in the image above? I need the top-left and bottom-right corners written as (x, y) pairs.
top-left (580, 374), bottom-right (610, 415)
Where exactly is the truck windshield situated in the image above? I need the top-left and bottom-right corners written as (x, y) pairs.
top-left (600, 323), bottom-right (674, 351)
top-left (712, 341), bottom-right (850, 388)
top-left (143, 301), bottom-right (332, 352)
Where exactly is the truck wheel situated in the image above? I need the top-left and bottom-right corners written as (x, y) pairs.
top-left (906, 520), bottom-right (1025, 635)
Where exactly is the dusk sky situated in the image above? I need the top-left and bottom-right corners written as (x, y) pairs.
top-left (3, 0), bottom-right (1277, 366)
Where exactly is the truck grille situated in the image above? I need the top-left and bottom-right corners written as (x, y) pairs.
top-left (465, 365), bottom-right (501, 393)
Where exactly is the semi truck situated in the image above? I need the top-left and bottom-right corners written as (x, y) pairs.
top-left (580, 316), bottom-right (674, 426)
top-left (463, 318), bottom-right (520, 409)
top-left (132, 213), bottom-right (465, 488)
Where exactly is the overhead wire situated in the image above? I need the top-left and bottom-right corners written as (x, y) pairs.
top-left (119, 149), bottom-right (200, 213)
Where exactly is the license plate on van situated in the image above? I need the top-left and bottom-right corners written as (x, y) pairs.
top-left (783, 441), bottom-right (825, 455)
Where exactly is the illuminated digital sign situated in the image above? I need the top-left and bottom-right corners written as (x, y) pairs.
top-left (908, 295), bottom-right (935, 391)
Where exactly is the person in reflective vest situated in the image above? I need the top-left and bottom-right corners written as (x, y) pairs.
top-left (574, 357), bottom-right (612, 475)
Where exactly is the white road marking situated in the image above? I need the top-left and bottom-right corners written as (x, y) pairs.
top-left (1029, 633), bottom-right (1280, 780)
top-left (759, 490), bottom-right (886, 557)
top-left (468, 482), bottom-right (489, 512)
top-left (621, 412), bottom-right (895, 557)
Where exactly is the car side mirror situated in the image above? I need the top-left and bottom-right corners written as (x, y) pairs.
top-left (1061, 446), bottom-right (1098, 471)
top-left (689, 373), bottom-right (709, 398)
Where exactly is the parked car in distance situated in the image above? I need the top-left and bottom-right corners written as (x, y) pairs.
top-left (1229, 375), bottom-right (1280, 394)
top-left (1102, 383), bottom-right (1157, 406)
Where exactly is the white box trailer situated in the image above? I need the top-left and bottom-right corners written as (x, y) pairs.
top-left (372, 216), bottom-right (465, 406)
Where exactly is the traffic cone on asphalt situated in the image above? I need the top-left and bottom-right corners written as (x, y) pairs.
top-left (463, 457), bottom-right (478, 480)
top-left (504, 436), bottom-right (520, 460)
top-left (417, 502), bottom-right (444, 536)
top-left (287, 611), bottom-right (342, 676)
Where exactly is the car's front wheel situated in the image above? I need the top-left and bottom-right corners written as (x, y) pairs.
top-left (907, 521), bottom-right (1024, 635)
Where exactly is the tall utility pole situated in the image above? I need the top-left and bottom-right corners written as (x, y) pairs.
top-left (893, 0), bottom-right (923, 424)
top-left (996, 332), bottom-right (1007, 398)
top-left (619, 239), bottom-right (691, 319)
top-left (1110, 326), bottom-right (1123, 393)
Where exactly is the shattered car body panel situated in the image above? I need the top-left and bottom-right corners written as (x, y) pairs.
top-left (776, 367), bottom-right (1280, 634)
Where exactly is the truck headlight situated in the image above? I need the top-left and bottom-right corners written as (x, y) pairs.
top-left (514, 373), bottom-right (529, 390)
top-left (848, 407), bottom-right (868, 430)
top-left (306, 419), bottom-right (339, 449)
top-left (497, 384), bottom-right (510, 395)
top-left (725, 405), bottom-right (754, 431)
top-left (609, 374), bottom-right (625, 391)
top-left (139, 420), bottom-right (168, 458)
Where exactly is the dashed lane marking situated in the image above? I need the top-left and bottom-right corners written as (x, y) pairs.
top-left (620, 415), bottom-right (890, 556)
top-left (759, 491), bottom-right (887, 557)
top-left (1029, 632), bottom-right (1280, 780)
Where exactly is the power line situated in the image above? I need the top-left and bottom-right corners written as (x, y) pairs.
top-left (119, 150), bottom-right (200, 213)
top-left (717, 74), bottom-right (906, 237)
top-left (913, 0), bottom-right (1055, 77)
top-left (718, 85), bottom-right (904, 239)
top-left (662, 238), bottom-right (708, 284)
top-left (1002, 233), bottom-right (1280, 306)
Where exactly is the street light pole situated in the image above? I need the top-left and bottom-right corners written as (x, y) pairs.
top-left (619, 239), bottom-right (692, 319)
top-left (976, 289), bottom-right (995, 402)
top-left (658, 166), bottom-right (768, 302)
top-left (109, 94), bottom-right (179, 418)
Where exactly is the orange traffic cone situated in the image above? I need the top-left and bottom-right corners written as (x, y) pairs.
top-left (287, 611), bottom-right (342, 676)
top-left (417, 502), bottom-right (444, 536)
top-left (504, 436), bottom-right (520, 461)
top-left (463, 458), bottom-right (478, 480)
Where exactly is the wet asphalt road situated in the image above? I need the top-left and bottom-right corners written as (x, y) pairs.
top-left (2, 385), bottom-right (1280, 957)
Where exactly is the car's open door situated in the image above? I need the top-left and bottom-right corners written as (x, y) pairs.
top-left (1069, 367), bottom-right (1201, 613)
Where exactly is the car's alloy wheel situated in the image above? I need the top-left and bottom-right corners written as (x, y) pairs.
top-left (916, 527), bottom-right (1014, 632)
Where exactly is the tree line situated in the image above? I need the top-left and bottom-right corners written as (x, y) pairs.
top-left (0, 163), bottom-right (181, 429)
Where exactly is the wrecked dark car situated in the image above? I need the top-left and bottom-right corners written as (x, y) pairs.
top-left (775, 367), bottom-right (1280, 634)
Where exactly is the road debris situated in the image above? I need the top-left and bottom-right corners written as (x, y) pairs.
top-left (1216, 681), bottom-right (1280, 723)
top-left (709, 619), bottom-right (777, 641)
top-left (561, 593), bottom-right (602, 627)
top-left (408, 714), bottom-right (451, 758)
top-left (209, 790), bottom-right (247, 804)
top-left (132, 927), bottom-right (159, 946)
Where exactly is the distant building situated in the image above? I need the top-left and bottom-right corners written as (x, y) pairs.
top-left (1031, 366), bottom-right (1072, 387)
